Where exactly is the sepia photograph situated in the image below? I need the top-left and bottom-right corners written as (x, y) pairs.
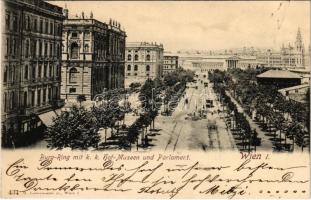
top-left (1, 0), bottom-right (310, 153)
top-left (1, 1), bottom-right (311, 199)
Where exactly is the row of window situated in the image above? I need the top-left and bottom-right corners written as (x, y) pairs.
top-left (4, 37), bottom-right (61, 58)
top-left (3, 64), bottom-right (60, 83)
top-left (128, 50), bottom-right (150, 53)
top-left (127, 65), bottom-right (150, 71)
top-left (126, 73), bottom-right (150, 76)
top-left (69, 42), bottom-right (90, 59)
top-left (127, 54), bottom-right (151, 61)
top-left (5, 11), bottom-right (61, 35)
top-left (3, 87), bottom-right (59, 113)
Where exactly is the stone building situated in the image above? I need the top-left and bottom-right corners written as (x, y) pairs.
top-left (125, 42), bottom-right (163, 87)
top-left (163, 55), bottom-right (179, 75)
top-left (2, 0), bottom-right (64, 147)
top-left (61, 11), bottom-right (126, 101)
top-left (256, 28), bottom-right (306, 69)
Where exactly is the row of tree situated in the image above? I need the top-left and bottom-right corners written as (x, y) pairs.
top-left (45, 94), bottom-right (126, 150)
top-left (45, 69), bottom-right (195, 150)
top-left (214, 68), bottom-right (309, 151)
top-left (212, 79), bottom-right (257, 152)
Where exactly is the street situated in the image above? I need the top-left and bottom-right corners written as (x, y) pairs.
top-left (149, 74), bottom-right (237, 152)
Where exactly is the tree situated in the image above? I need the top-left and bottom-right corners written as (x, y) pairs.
top-left (45, 106), bottom-right (100, 150)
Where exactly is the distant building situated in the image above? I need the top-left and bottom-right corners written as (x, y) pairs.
top-left (61, 11), bottom-right (126, 100)
top-left (125, 42), bottom-right (164, 87)
top-left (256, 70), bottom-right (302, 89)
top-left (278, 84), bottom-right (309, 103)
top-left (256, 28), bottom-right (306, 69)
top-left (2, 0), bottom-right (64, 147)
top-left (163, 55), bottom-right (178, 75)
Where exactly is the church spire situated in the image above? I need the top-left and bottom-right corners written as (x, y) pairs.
top-left (296, 27), bottom-right (302, 43)
top-left (295, 27), bottom-right (304, 52)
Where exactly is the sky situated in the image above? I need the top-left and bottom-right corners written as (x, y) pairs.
top-left (49, 1), bottom-right (310, 52)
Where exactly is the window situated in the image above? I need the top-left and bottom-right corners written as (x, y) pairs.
top-left (23, 92), bottom-right (27, 108)
top-left (39, 41), bottom-right (42, 57)
top-left (146, 65), bottom-right (150, 71)
top-left (33, 18), bottom-right (37, 32)
top-left (49, 65), bottom-right (52, 77)
top-left (31, 91), bottom-right (35, 107)
top-left (6, 38), bottom-right (9, 57)
top-left (4, 93), bottom-right (7, 112)
top-left (44, 64), bottom-right (47, 77)
top-left (45, 21), bottom-right (48, 34)
top-left (57, 44), bottom-right (61, 57)
top-left (37, 89), bottom-right (41, 106)
top-left (32, 65), bottom-right (36, 80)
top-left (146, 54), bottom-right (150, 61)
top-left (70, 42), bottom-right (79, 59)
top-left (38, 65), bottom-right (41, 78)
top-left (295, 89), bottom-right (298, 93)
top-left (48, 88), bottom-right (51, 102)
top-left (84, 44), bottom-right (89, 52)
top-left (134, 65), bottom-right (138, 71)
top-left (27, 16), bottom-right (31, 30)
top-left (25, 40), bottom-right (29, 58)
top-left (12, 39), bottom-right (16, 56)
top-left (58, 24), bottom-right (62, 35)
top-left (134, 54), bottom-right (138, 61)
top-left (50, 43), bottom-right (53, 57)
top-left (127, 65), bottom-right (131, 71)
top-left (5, 12), bottom-right (10, 29)
top-left (39, 19), bottom-right (43, 33)
top-left (50, 22), bottom-right (53, 35)
top-left (43, 88), bottom-right (46, 103)
top-left (3, 66), bottom-right (8, 82)
top-left (134, 73), bottom-right (137, 76)
top-left (13, 15), bottom-right (18, 31)
top-left (12, 65), bottom-right (15, 83)
top-left (69, 88), bottom-right (76, 93)
top-left (127, 73), bottom-right (131, 76)
top-left (11, 92), bottom-right (15, 110)
top-left (69, 68), bottom-right (78, 83)
top-left (127, 54), bottom-right (132, 61)
top-left (32, 40), bottom-right (37, 57)
top-left (72, 32), bottom-right (78, 38)
top-left (44, 42), bottom-right (48, 56)
top-left (24, 65), bottom-right (28, 80)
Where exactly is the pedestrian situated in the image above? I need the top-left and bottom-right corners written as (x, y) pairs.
top-left (145, 135), bottom-right (149, 146)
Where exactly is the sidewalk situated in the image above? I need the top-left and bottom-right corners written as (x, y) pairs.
top-left (225, 91), bottom-right (273, 151)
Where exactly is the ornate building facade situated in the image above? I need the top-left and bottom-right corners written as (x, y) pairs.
top-left (2, 0), bottom-right (64, 147)
top-left (257, 28), bottom-right (306, 69)
top-left (61, 11), bottom-right (126, 101)
top-left (125, 42), bottom-right (163, 87)
top-left (163, 55), bottom-right (179, 75)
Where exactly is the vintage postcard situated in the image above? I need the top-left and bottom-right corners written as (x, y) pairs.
top-left (1, 0), bottom-right (310, 199)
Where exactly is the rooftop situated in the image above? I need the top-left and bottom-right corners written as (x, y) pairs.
top-left (126, 42), bottom-right (164, 49)
top-left (278, 84), bottom-right (309, 92)
top-left (256, 70), bottom-right (301, 79)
